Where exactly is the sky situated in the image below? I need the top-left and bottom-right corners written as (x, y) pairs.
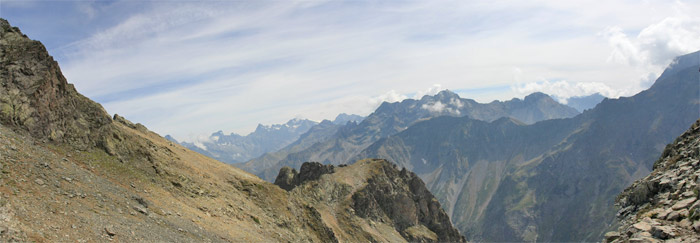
top-left (1, 0), bottom-right (699, 142)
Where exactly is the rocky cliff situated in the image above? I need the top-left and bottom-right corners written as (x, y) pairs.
top-left (276, 159), bottom-right (466, 242)
top-left (605, 119), bottom-right (700, 242)
top-left (0, 18), bottom-right (465, 242)
top-left (0, 19), bottom-right (112, 149)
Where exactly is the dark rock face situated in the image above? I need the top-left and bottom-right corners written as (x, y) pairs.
top-left (274, 162), bottom-right (334, 191)
top-left (0, 18), bottom-right (112, 149)
top-left (607, 119), bottom-right (700, 242)
top-left (351, 162), bottom-right (465, 242)
top-left (1, 18), bottom-right (173, 166)
top-left (297, 162), bottom-right (335, 183)
top-left (274, 167), bottom-right (298, 191)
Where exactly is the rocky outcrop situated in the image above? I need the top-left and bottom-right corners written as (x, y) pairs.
top-left (0, 18), bottom-right (112, 149)
top-left (282, 159), bottom-right (466, 242)
top-left (274, 162), bottom-right (335, 191)
top-left (351, 161), bottom-right (465, 242)
top-left (605, 119), bottom-right (700, 242)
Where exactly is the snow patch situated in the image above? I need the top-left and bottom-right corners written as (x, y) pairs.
top-left (193, 141), bottom-right (208, 151)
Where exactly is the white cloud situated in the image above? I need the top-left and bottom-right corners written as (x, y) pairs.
top-left (367, 84), bottom-right (447, 111)
top-left (422, 101), bottom-right (446, 113)
top-left (370, 90), bottom-right (408, 106)
top-left (602, 16), bottom-right (700, 67)
top-left (512, 79), bottom-right (621, 103)
top-left (413, 84), bottom-right (443, 99)
top-left (421, 100), bottom-right (462, 115)
top-left (513, 3), bottom-right (700, 103)
top-left (450, 98), bottom-right (464, 108)
top-left (601, 12), bottom-right (700, 88)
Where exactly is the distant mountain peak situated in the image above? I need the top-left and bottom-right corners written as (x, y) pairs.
top-left (333, 113), bottom-right (365, 125)
top-left (179, 118), bottom-right (319, 163)
top-left (657, 50), bottom-right (700, 81)
top-left (523, 92), bottom-right (550, 101)
top-left (564, 93), bottom-right (606, 112)
top-left (425, 89), bottom-right (460, 102)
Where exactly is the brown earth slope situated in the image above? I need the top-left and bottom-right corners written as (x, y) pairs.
top-left (0, 18), bottom-right (464, 242)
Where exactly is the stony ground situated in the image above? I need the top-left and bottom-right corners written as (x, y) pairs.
top-left (0, 120), bottom-right (466, 242)
top-left (0, 121), bottom-right (308, 242)
top-left (606, 119), bottom-right (700, 243)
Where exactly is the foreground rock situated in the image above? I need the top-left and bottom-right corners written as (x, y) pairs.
top-left (605, 119), bottom-right (700, 242)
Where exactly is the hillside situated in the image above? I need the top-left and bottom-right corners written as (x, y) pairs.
top-left (356, 51), bottom-right (700, 241)
top-left (0, 18), bottom-right (464, 242)
top-left (247, 90), bottom-right (580, 181)
top-left (606, 119), bottom-right (700, 242)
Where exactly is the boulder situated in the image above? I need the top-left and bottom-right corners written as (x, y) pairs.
top-left (273, 162), bottom-right (334, 191)
top-left (632, 222), bottom-right (652, 232)
top-left (650, 225), bottom-right (675, 239)
top-left (671, 197), bottom-right (696, 210)
top-left (273, 167), bottom-right (297, 191)
top-left (604, 231), bottom-right (620, 242)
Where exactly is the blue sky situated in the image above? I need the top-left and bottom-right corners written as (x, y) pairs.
top-left (1, 0), bottom-right (699, 141)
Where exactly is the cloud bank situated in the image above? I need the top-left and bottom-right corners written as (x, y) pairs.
top-left (2, 0), bottom-right (698, 141)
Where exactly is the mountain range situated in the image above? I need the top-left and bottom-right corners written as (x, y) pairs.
top-left (240, 49), bottom-right (699, 241)
top-left (243, 90), bottom-right (581, 181)
top-left (176, 118), bottom-right (317, 164)
top-left (171, 113), bottom-right (364, 164)
top-left (2, 16), bottom-right (698, 242)
top-left (0, 18), bottom-right (463, 242)
top-left (355, 50), bottom-right (700, 241)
